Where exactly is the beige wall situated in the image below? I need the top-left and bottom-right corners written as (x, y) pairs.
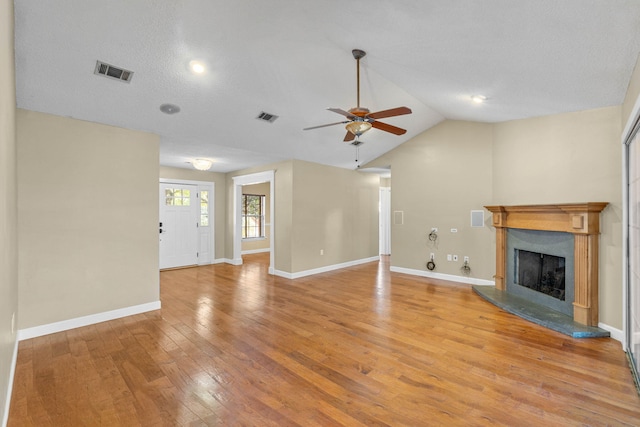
top-left (366, 107), bottom-right (622, 329)
top-left (159, 166), bottom-right (226, 261)
top-left (242, 182), bottom-right (271, 252)
top-left (0, 0), bottom-right (17, 421)
top-left (367, 120), bottom-right (495, 279)
top-left (17, 110), bottom-right (160, 329)
top-left (227, 159), bottom-right (379, 274)
top-left (493, 106), bottom-right (622, 328)
top-left (290, 160), bottom-right (380, 272)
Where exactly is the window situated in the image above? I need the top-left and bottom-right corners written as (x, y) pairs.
top-left (200, 190), bottom-right (209, 227)
top-left (165, 188), bottom-right (190, 206)
top-left (242, 194), bottom-right (265, 238)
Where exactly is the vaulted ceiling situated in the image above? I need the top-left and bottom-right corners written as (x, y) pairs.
top-left (13, 1), bottom-right (640, 172)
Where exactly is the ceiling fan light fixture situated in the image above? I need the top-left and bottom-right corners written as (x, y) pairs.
top-left (192, 159), bottom-right (213, 171)
top-left (345, 120), bottom-right (372, 136)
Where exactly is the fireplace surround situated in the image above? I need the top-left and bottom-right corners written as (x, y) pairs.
top-left (484, 203), bottom-right (607, 327)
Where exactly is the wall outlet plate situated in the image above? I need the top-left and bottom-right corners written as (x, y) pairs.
top-left (464, 256), bottom-right (469, 263)
top-left (453, 255), bottom-right (458, 261)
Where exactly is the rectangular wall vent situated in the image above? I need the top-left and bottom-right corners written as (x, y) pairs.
top-left (94, 61), bottom-right (134, 83)
top-left (256, 111), bottom-right (278, 123)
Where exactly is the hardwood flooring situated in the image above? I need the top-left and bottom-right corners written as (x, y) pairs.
top-left (8, 254), bottom-right (640, 426)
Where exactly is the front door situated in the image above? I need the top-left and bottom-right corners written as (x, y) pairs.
top-left (160, 183), bottom-right (198, 269)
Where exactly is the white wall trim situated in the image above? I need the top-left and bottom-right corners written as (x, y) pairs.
top-left (390, 265), bottom-right (495, 287)
top-left (274, 256), bottom-right (380, 280)
top-left (621, 88), bottom-right (640, 351)
top-left (599, 323), bottom-right (623, 343)
top-left (241, 248), bottom-right (271, 255)
top-left (17, 301), bottom-right (161, 341)
top-left (2, 338), bottom-right (18, 427)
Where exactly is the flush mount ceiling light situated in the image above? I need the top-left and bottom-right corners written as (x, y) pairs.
top-left (160, 103), bottom-right (180, 114)
top-left (189, 60), bottom-right (206, 74)
top-left (192, 159), bottom-right (213, 171)
top-left (471, 95), bottom-right (488, 104)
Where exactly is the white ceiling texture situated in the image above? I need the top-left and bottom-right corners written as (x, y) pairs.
top-left (13, 1), bottom-right (640, 172)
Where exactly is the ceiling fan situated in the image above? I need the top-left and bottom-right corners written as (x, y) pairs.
top-left (303, 49), bottom-right (412, 144)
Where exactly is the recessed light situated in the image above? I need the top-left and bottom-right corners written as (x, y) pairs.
top-left (471, 95), bottom-right (487, 104)
top-left (160, 103), bottom-right (180, 114)
top-left (189, 60), bottom-right (206, 74)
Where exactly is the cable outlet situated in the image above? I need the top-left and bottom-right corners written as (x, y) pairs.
top-left (464, 256), bottom-right (469, 263)
top-left (453, 255), bottom-right (458, 261)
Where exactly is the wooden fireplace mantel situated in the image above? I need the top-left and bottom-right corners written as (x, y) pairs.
top-left (484, 203), bottom-right (608, 326)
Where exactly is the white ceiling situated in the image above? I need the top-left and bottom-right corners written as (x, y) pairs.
top-left (13, 1), bottom-right (640, 173)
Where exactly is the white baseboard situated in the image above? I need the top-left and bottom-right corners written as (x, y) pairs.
top-left (598, 323), bottom-right (623, 343)
top-left (274, 256), bottom-right (380, 279)
top-left (17, 300), bottom-right (161, 341)
top-left (241, 248), bottom-right (270, 255)
top-left (389, 265), bottom-right (495, 287)
top-left (212, 258), bottom-right (234, 264)
top-left (2, 338), bottom-right (18, 427)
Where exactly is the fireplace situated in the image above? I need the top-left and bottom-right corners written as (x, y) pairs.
top-left (515, 249), bottom-right (565, 300)
top-left (507, 228), bottom-right (574, 317)
top-left (484, 203), bottom-right (607, 327)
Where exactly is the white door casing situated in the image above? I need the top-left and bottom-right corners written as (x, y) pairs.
top-left (379, 187), bottom-right (391, 255)
top-left (232, 170), bottom-right (275, 274)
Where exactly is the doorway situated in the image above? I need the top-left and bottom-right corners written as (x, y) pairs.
top-left (232, 170), bottom-right (275, 274)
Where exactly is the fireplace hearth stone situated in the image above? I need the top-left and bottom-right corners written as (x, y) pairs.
top-left (472, 285), bottom-right (609, 338)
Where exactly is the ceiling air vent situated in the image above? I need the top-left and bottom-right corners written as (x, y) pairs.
top-left (256, 111), bottom-right (278, 123)
top-left (94, 61), bottom-right (134, 83)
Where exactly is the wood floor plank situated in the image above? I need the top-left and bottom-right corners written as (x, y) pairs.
top-left (8, 253), bottom-right (640, 425)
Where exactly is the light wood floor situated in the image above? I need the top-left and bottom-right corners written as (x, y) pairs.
top-left (8, 253), bottom-right (640, 426)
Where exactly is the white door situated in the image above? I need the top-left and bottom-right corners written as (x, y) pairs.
top-left (160, 183), bottom-right (198, 269)
top-left (379, 187), bottom-right (391, 255)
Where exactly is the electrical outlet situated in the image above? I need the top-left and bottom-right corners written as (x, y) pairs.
top-left (453, 255), bottom-right (458, 261)
top-left (447, 254), bottom-right (452, 261)
top-left (464, 256), bottom-right (469, 263)
top-left (320, 249), bottom-right (324, 255)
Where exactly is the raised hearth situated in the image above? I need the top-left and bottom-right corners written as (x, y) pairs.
top-left (483, 203), bottom-right (608, 327)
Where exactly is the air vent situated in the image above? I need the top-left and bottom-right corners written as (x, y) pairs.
top-left (94, 61), bottom-right (134, 83)
top-left (256, 111), bottom-right (278, 123)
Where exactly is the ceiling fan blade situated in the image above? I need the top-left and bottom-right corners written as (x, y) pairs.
top-left (344, 131), bottom-right (356, 142)
top-left (372, 121), bottom-right (407, 135)
top-left (303, 121), bottom-right (349, 131)
top-left (327, 108), bottom-right (357, 119)
top-left (367, 106), bottom-right (412, 120)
